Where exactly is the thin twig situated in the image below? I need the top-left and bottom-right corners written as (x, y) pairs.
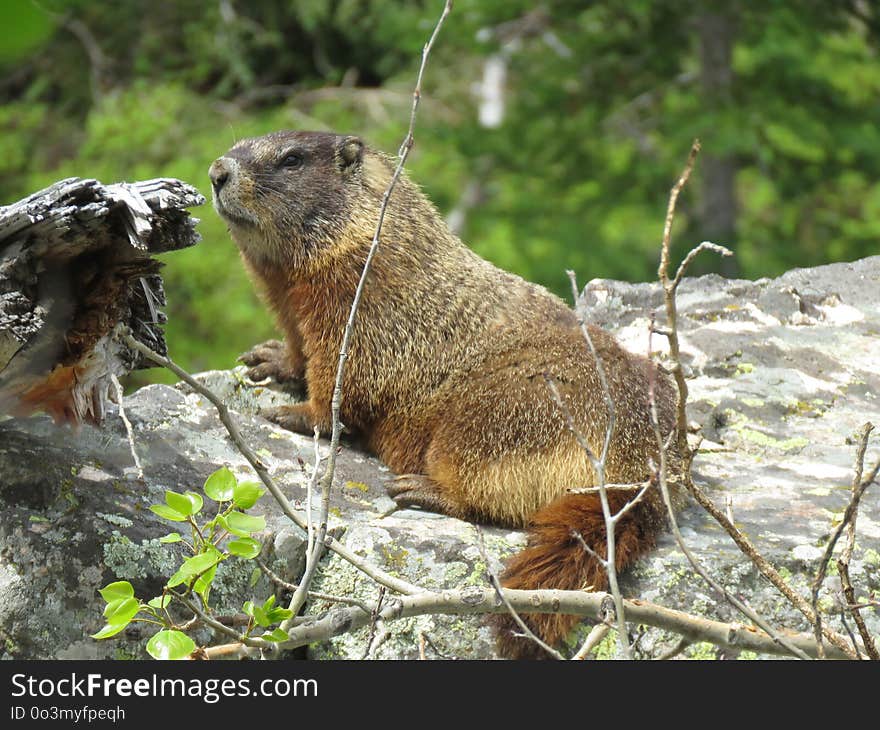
top-left (838, 559), bottom-right (877, 659)
top-left (362, 586), bottom-right (387, 659)
top-left (283, 0), bottom-right (453, 627)
top-left (307, 426), bottom-right (320, 565)
top-left (838, 604), bottom-right (862, 660)
top-left (254, 557), bottom-right (372, 612)
top-left (656, 139), bottom-right (733, 468)
top-left (571, 623), bottom-right (611, 660)
top-left (174, 593), bottom-right (271, 651)
top-left (811, 422), bottom-right (877, 659)
top-left (543, 369), bottom-right (652, 658)
top-left (110, 373), bottom-right (143, 480)
top-left (648, 365), bottom-right (812, 660)
top-left (285, 426), bottom-right (322, 620)
top-left (120, 332), bottom-right (420, 598)
top-left (649, 143), bottom-right (813, 661)
top-left (655, 636), bottom-right (691, 661)
top-left (684, 477), bottom-right (857, 659)
top-left (567, 270), bottom-right (617, 470)
top-left (474, 526), bottom-right (564, 659)
top-left (197, 643), bottom-right (262, 660)
top-left (567, 482), bottom-right (652, 495)
top-left (418, 632), bottom-right (452, 660)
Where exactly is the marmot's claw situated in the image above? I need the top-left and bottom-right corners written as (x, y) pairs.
top-left (386, 474), bottom-right (452, 516)
top-left (239, 340), bottom-right (304, 385)
top-left (238, 339), bottom-right (285, 365)
top-left (261, 405), bottom-right (313, 435)
top-left (245, 362), bottom-right (279, 382)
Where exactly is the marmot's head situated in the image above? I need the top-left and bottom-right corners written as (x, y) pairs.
top-left (209, 130), bottom-right (373, 269)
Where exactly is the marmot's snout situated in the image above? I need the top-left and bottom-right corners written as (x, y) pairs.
top-left (208, 157), bottom-right (231, 194)
top-left (209, 156), bottom-right (257, 227)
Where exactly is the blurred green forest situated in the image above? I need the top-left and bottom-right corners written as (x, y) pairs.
top-left (2, 0), bottom-right (879, 386)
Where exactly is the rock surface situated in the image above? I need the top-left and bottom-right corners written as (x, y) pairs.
top-left (1, 256), bottom-right (878, 660)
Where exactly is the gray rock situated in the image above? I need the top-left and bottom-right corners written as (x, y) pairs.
top-left (1, 256), bottom-right (878, 660)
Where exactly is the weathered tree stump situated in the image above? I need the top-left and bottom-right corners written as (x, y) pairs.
top-left (0, 177), bottom-right (203, 425)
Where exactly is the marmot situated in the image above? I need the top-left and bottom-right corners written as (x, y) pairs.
top-left (209, 130), bottom-right (681, 659)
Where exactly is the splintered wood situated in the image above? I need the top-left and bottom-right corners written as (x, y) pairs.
top-left (0, 177), bottom-right (203, 425)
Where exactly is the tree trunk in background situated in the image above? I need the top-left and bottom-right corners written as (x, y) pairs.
top-left (697, 10), bottom-right (739, 277)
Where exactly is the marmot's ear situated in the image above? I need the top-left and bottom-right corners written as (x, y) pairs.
top-left (337, 136), bottom-right (364, 171)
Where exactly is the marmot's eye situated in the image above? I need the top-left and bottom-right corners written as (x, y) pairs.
top-left (279, 153), bottom-right (303, 169)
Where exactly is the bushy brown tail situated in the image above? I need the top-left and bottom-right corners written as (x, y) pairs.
top-left (491, 489), bottom-right (663, 659)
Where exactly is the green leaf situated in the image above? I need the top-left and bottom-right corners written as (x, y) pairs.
top-left (261, 628), bottom-right (289, 642)
top-left (225, 511), bottom-right (266, 536)
top-left (252, 604), bottom-right (271, 627)
top-left (91, 623), bottom-right (129, 640)
top-left (146, 630), bottom-right (196, 660)
top-left (166, 549), bottom-right (223, 588)
top-left (242, 600), bottom-right (255, 616)
top-left (103, 598), bottom-right (126, 618)
top-left (227, 537), bottom-right (261, 559)
top-left (164, 490), bottom-right (195, 517)
top-left (249, 567), bottom-right (261, 588)
top-left (204, 467), bottom-right (236, 502)
top-left (166, 571), bottom-right (187, 589)
top-left (159, 532), bottom-right (182, 544)
top-left (99, 581), bottom-right (134, 603)
top-left (150, 504), bottom-right (187, 522)
top-left (193, 563), bottom-right (218, 598)
top-left (91, 597), bottom-right (140, 639)
top-left (184, 491), bottom-right (204, 514)
top-left (262, 595), bottom-right (276, 611)
top-left (266, 608), bottom-right (293, 623)
top-left (233, 481), bottom-right (266, 509)
top-left (147, 595), bottom-right (171, 610)
top-left (106, 597), bottom-right (140, 623)
top-left (183, 549), bottom-right (223, 575)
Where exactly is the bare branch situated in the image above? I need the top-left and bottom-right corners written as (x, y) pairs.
top-left (672, 241), bottom-right (733, 289)
top-left (837, 559), bottom-right (877, 659)
top-left (658, 140), bottom-right (701, 285)
top-left (567, 269), bottom-right (617, 468)
top-left (656, 139), bottom-right (705, 466)
top-left (811, 422), bottom-right (877, 659)
top-left (417, 632), bottom-right (451, 660)
top-left (543, 374), bottom-right (600, 469)
top-left (284, 427), bottom-right (322, 619)
top-left (273, 587), bottom-right (850, 659)
top-left (474, 526), bottom-right (564, 660)
top-left (174, 593), bottom-right (271, 652)
top-left (655, 636), bottom-right (691, 661)
top-left (683, 477), bottom-right (857, 659)
top-left (110, 373), bottom-right (143, 480)
top-left (648, 382), bottom-right (813, 660)
top-left (254, 557), bottom-right (372, 612)
top-left (571, 623), bottom-right (611, 660)
top-left (361, 587), bottom-right (388, 659)
top-left (286, 0), bottom-right (454, 625)
top-left (120, 332), bottom-right (421, 598)
top-left (649, 144), bottom-right (815, 661)
top-left (542, 370), bottom-right (631, 657)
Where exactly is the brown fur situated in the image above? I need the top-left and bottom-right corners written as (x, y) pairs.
top-left (209, 131), bottom-right (681, 658)
top-left (492, 490), bottom-right (663, 659)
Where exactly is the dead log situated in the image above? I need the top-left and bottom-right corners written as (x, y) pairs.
top-left (0, 177), bottom-right (203, 425)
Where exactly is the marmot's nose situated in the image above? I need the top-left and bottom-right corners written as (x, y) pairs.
top-left (209, 158), bottom-right (231, 193)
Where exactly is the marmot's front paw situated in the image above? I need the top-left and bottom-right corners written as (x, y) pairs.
top-left (239, 339), bottom-right (304, 384)
top-left (386, 474), bottom-right (456, 518)
top-left (261, 404), bottom-right (316, 435)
